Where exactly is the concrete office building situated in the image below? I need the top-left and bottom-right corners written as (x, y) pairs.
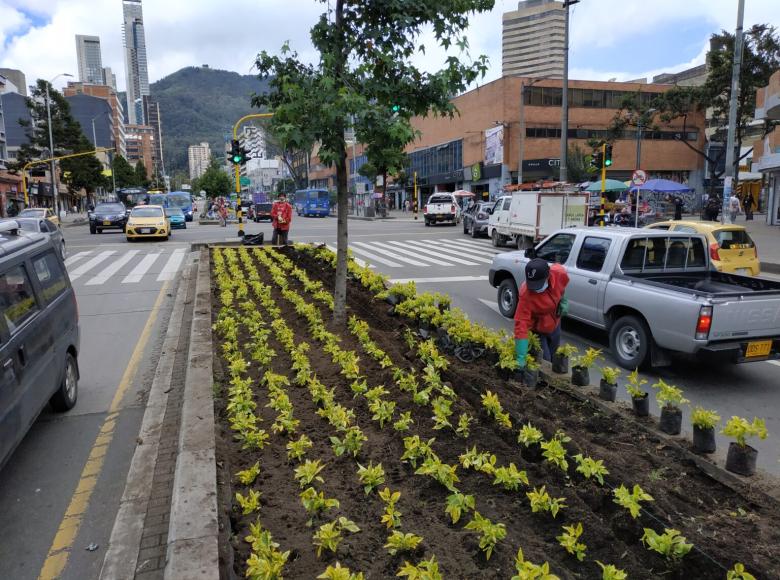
top-left (64, 82), bottom-right (127, 158)
top-left (0, 68), bottom-right (27, 97)
top-left (75, 34), bottom-right (105, 85)
top-left (103, 66), bottom-right (117, 91)
top-left (143, 96), bottom-right (165, 182)
top-left (502, 0), bottom-right (565, 79)
top-left (123, 0), bottom-right (150, 125)
top-left (188, 142), bottom-right (211, 180)
top-left (0, 75), bottom-right (7, 165)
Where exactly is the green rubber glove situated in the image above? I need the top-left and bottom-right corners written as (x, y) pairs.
top-left (556, 296), bottom-right (569, 317)
top-left (515, 338), bottom-right (528, 369)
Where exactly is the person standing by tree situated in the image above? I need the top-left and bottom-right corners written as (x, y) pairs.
top-left (271, 192), bottom-right (293, 245)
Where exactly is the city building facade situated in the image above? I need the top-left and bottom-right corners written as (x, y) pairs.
top-left (75, 34), bottom-right (105, 85)
top-left (65, 94), bottom-right (114, 150)
top-left (64, 82), bottom-right (127, 158)
top-left (143, 96), bottom-right (165, 183)
top-left (0, 91), bottom-right (32, 164)
top-left (502, 0), bottom-right (565, 78)
top-left (0, 68), bottom-right (27, 97)
top-left (188, 142), bottom-right (211, 180)
top-left (122, 0), bottom-right (150, 125)
top-left (0, 75), bottom-right (7, 166)
top-left (126, 124), bottom-right (157, 179)
top-left (103, 67), bottom-right (117, 91)
top-left (754, 70), bottom-right (780, 226)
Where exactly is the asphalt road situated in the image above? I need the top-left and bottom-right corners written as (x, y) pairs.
top-left (1, 215), bottom-right (777, 580)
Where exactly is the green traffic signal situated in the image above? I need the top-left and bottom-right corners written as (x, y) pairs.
top-left (604, 144), bottom-right (613, 167)
top-left (232, 154), bottom-right (242, 164)
top-left (391, 104), bottom-right (400, 113)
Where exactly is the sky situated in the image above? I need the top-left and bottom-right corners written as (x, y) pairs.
top-left (1, 0), bottom-right (779, 93)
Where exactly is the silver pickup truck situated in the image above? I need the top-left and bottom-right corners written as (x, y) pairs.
top-left (488, 227), bottom-right (780, 369)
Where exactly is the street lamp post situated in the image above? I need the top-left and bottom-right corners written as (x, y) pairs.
top-left (635, 108), bottom-right (657, 227)
top-left (559, 0), bottom-right (579, 184)
top-left (91, 111), bottom-right (112, 205)
top-left (45, 73), bottom-right (72, 215)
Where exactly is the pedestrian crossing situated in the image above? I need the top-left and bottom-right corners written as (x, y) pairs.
top-left (313, 237), bottom-right (511, 269)
top-left (65, 248), bottom-right (189, 286)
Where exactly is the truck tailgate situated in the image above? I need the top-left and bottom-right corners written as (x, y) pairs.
top-left (710, 294), bottom-right (780, 340)
top-left (428, 203), bottom-right (450, 214)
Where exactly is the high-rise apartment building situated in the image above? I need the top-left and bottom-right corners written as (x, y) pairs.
top-left (75, 35), bottom-right (105, 85)
top-left (143, 96), bottom-right (165, 181)
top-left (0, 75), bottom-right (7, 165)
top-left (0, 68), bottom-right (27, 97)
top-left (188, 142), bottom-right (211, 180)
top-left (103, 67), bottom-right (117, 91)
top-left (126, 124), bottom-right (157, 179)
top-left (123, 0), bottom-right (150, 125)
top-left (502, 0), bottom-right (565, 79)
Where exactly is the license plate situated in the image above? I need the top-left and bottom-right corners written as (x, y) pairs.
top-left (736, 268), bottom-right (749, 276)
top-left (103, 220), bottom-right (111, 225)
top-left (140, 228), bottom-right (151, 234)
top-left (746, 340), bottom-right (772, 358)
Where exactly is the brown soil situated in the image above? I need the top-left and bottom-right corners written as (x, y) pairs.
top-left (212, 247), bottom-right (780, 580)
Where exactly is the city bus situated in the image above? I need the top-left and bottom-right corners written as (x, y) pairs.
top-left (145, 191), bottom-right (194, 221)
top-left (294, 188), bottom-right (330, 217)
top-left (116, 187), bottom-right (149, 210)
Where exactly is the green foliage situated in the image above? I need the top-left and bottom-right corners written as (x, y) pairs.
top-left (300, 487), bottom-right (340, 522)
top-left (393, 411), bottom-right (414, 432)
top-left (596, 562), bottom-right (628, 580)
top-left (414, 456), bottom-right (459, 492)
top-left (287, 434), bottom-right (314, 461)
top-left (613, 484), bottom-right (654, 519)
top-left (512, 548), bottom-right (559, 580)
top-left (540, 437), bottom-right (569, 472)
top-left (444, 492), bottom-right (475, 524)
top-left (600, 366), bottom-right (621, 385)
top-left (641, 528), bottom-right (692, 562)
top-left (527, 486), bottom-right (567, 518)
top-left (727, 563), bottom-right (757, 580)
top-left (691, 407), bottom-right (721, 430)
top-left (245, 521), bottom-right (290, 580)
top-left (464, 512), bottom-right (506, 560)
top-left (294, 459), bottom-right (326, 488)
top-left (493, 463), bottom-right (529, 491)
top-left (379, 487), bottom-right (402, 529)
top-left (356, 461), bottom-right (385, 494)
top-left (235, 489), bottom-right (262, 515)
top-left (384, 531), bottom-right (423, 556)
top-left (396, 555), bottom-right (443, 580)
top-left (197, 157), bottom-right (233, 198)
top-left (722, 416), bottom-right (768, 447)
top-left (573, 454), bottom-right (609, 485)
top-left (400, 435), bottom-right (436, 468)
top-left (556, 522), bottom-right (587, 561)
top-left (571, 347), bottom-right (602, 369)
top-left (555, 344), bottom-right (578, 359)
top-left (652, 379), bottom-right (689, 409)
top-left (317, 562), bottom-right (365, 580)
top-left (455, 413), bottom-right (474, 438)
top-left (481, 390), bottom-right (512, 429)
top-left (236, 461), bottom-right (261, 485)
top-left (458, 446), bottom-right (497, 475)
top-left (517, 423), bottom-right (544, 447)
top-left (313, 517), bottom-right (360, 558)
top-left (626, 369), bottom-right (648, 399)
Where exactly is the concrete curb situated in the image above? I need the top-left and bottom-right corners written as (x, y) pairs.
top-left (61, 219), bottom-right (87, 229)
top-left (99, 260), bottom-right (192, 579)
top-left (761, 261), bottom-right (780, 275)
top-left (538, 363), bottom-right (780, 506)
top-left (164, 247), bottom-right (219, 579)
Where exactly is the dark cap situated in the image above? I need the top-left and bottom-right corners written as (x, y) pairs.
top-left (525, 258), bottom-right (550, 291)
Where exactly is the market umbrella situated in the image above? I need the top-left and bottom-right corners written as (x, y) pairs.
top-left (586, 179), bottom-right (629, 192)
top-left (629, 179), bottom-right (693, 193)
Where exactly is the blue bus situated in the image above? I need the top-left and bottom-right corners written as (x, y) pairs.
top-left (294, 189), bottom-right (330, 217)
top-left (146, 191), bottom-right (194, 221)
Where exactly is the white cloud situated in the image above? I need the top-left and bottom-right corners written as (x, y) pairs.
top-left (1, 0), bottom-right (778, 92)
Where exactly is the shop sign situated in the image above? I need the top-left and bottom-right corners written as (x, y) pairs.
top-left (471, 162), bottom-right (482, 181)
top-left (522, 158), bottom-right (560, 171)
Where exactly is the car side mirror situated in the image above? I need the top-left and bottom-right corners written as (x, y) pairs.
top-left (524, 247), bottom-right (537, 259)
top-left (486, 208), bottom-right (493, 215)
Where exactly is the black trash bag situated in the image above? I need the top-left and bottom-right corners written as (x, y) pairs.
top-left (436, 328), bottom-right (456, 355)
top-left (242, 233), bottom-right (264, 246)
top-left (454, 343), bottom-right (486, 364)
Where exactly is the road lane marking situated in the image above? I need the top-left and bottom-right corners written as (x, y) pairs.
top-left (68, 251), bottom-right (116, 281)
top-left (386, 240), bottom-right (480, 266)
top-left (391, 275), bottom-right (489, 284)
top-left (767, 360), bottom-right (780, 367)
top-left (352, 241), bottom-right (431, 267)
top-left (478, 297), bottom-right (503, 315)
top-left (423, 239), bottom-right (500, 261)
top-left (38, 281), bottom-right (170, 580)
top-left (446, 238), bottom-right (502, 253)
top-left (122, 253), bottom-right (161, 284)
top-left (157, 249), bottom-right (186, 281)
top-left (85, 250), bottom-right (140, 286)
top-left (406, 240), bottom-right (493, 264)
top-left (64, 251), bottom-right (91, 267)
top-left (341, 245), bottom-right (403, 268)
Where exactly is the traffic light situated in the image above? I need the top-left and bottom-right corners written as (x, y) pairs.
top-left (604, 144), bottom-right (613, 167)
top-left (229, 139), bottom-right (243, 165)
top-left (391, 104), bottom-right (401, 113)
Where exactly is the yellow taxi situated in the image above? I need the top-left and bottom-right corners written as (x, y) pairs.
top-left (126, 205), bottom-right (170, 241)
top-left (19, 207), bottom-right (59, 227)
top-left (645, 220), bottom-right (760, 276)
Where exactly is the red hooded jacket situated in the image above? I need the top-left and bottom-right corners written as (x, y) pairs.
top-left (514, 263), bottom-right (569, 339)
top-left (271, 200), bottom-right (293, 231)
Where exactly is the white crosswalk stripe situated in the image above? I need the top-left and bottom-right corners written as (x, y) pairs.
top-left (69, 251), bottom-right (116, 281)
top-left (405, 240), bottom-right (494, 264)
top-left (64, 251), bottom-right (91, 267)
top-left (446, 238), bottom-right (502, 253)
top-left (122, 253), bottom-right (162, 284)
top-left (386, 241), bottom-right (480, 266)
top-left (85, 250), bottom-right (139, 286)
top-left (423, 239), bottom-right (502, 260)
top-left (352, 241), bottom-right (431, 267)
top-left (157, 249), bottom-right (186, 281)
top-left (342, 244), bottom-right (403, 268)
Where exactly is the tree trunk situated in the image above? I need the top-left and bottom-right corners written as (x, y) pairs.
top-left (332, 0), bottom-right (349, 327)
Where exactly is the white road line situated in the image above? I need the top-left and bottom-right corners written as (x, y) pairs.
top-left (85, 250), bottom-right (140, 286)
top-left (446, 238), bottom-right (502, 253)
top-left (352, 242), bottom-right (455, 266)
top-left (406, 240), bottom-right (494, 264)
top-left (68, 251), bottom-right (117, 281)
top-left (424, 239), bottom-right (504, 260)
top-left (478, 297), bottom-right (502, 315)
top-left (317, 243), bottom-right (373, 268)
top-left (391, 275), bottom-right (489, 284)
top-left (354, 241), bottom-right (443, 267)
top-left (341, 244), bottom-right (403, 268)
top-left (767, 360), bottom-right (780, 367)
top-left (157, 249), bottom-right (186, 281)
top-left (64, 251), bottom-right (91, 267)
top-left (386, 240), bottom-right (480, 266)
top-left (122, 253), bottom-right (161, 284)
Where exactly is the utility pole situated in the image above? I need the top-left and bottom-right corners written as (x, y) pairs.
top-left (559, 0), bottom-right (578, 184)
top-left (721, 0), bottom-right (745, 224)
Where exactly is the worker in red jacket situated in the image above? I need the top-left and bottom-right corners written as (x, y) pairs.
top-left (271, 192), bottom-right (293, 245)
top-left (514, 258), bottom-right (570, 369)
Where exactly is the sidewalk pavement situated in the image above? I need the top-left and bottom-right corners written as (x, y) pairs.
top-left (60, 212), bottom-right (88, 227)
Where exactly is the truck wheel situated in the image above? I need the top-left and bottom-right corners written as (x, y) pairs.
top-left (463, 221), bottom-right (469, 234)
top-left (470, 224), bottom-right (478, 238)
top-left (497, 279), bottom-right (518, 318)
top-left (491, 229), bottom-right (503, 247)
top-left (50, 353), bottom-right (78, 412)
top-left (610, 315), bottom-right (651, 370)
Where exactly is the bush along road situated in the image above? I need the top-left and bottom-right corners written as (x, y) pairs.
top-left (209, 245), bottom-right (779, 579)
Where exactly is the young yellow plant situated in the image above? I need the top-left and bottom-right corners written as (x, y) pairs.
top-left (481, 390), bottom-right (512, 429)
top-left (287, 434), bottom-right (314, 462)
top-left (626, 368), bottom-right (648, 398)
top-left (517, 423), bottom-right (544, 447)
top-left (556, 522), bottom-right (587, 561)
top-left (384, 531), bottom-right (423, 556)
top-left (396, 555), bottom-right (443, 580)
top-left (444, 492), bottom-right (475, 524)
top-left (601, 366), bottom-right (621, 385)
top-left (313, 517), bottom-right (361, 558)
top-left (236, 461), bottom-right (261, 485)
top-left (596, 562), bottom-right (628, 580)
top-left (540, 438), bottom-right (569, 472)
top-left (641, 528), bottom-right (692, 562)
top-left (527, 486), bottom-right (567, 518)
top-left (300, 487), bottom-right (340, 523)
top-left (235, 489), bottom-right (261, 515)
top-left (573, 454), bottom-right (609, 485)
top-left (356, 461), bottom-right (386, 494)
top-left (464, 511), bottom-right (507, 560)
top-left (317, 562), bottom-right (365, 580)
top-left (294, 459), bottom-right (327, 488)
top-left (727, 563), bottom-right (756, 580)
top-left (722, 416), bottom-right (768, 447)
top-left (512, 548), bottom-right (559, 580)
top-left (613, 484), bottom-right (654, 518)
top-left (691, 407), bottom-right (721, 430)
top-left (455, 413), bottom-right (474, 438)
top-left (393, 411), bottom-right (414, 432)
top-left (493, 463), bottom-right (530, 491)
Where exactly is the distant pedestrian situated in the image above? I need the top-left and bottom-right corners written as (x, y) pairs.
top-left (271, 192), bottom-right (293, 245)
top-left (728, 193), bottom-right (742, 224)
top-left (743, 194), bottom-right (754, 221)
top-left (673, 196), bottom-right (684, 221)
top-left (705, 195), bottom-right (721, 221)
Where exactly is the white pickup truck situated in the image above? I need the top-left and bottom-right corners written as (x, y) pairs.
top-left (423, 193), bottom-right (461, 226)
top-left (487, 191), bottom-right (589, 248)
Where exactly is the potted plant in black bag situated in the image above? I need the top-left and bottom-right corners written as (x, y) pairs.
top-left (552, 344), bottom-right (577, 375)
top-left (722, 416), bottom-right (768, 476)
top-left (517, 422), bottom-right (544, 463)
top-left (570, 347), bottom-right (602, 387)
top-left (626, 369), bottom-right (649, 417)
top-left (691, 407), bottom-right (720, 454)
top-left (523, 355), bottom-right (541, 387)
top-left (599, 367), bottom-right (621, 402)
top-left (652, 380), bottom-right (688, 436)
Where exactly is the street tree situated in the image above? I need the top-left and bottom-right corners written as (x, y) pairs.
top-left (253, 0), bottom-right (494, 324)
top-left (197, 158), bottom-right (233, 198)
top-left (265, 122), bottom-right (315, 191)
top-left (563, 145), bottom-right (591, 183)
top-left (112, 154), bottom-right (139, 188)
top-left (134, 160), bottom-right (151, 189)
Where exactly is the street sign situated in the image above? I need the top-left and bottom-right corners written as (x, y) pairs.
top-left (631, 169), bottom-right (647, 186)
top-left (240, 176), bottom-right (250, 187)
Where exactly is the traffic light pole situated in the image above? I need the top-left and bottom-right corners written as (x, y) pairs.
top-left (232, 113), bottom-right (274, 237)
top-left (413, 172), bottom-right (418, 220)
top-left (600, 143), bottom-right (607, 226)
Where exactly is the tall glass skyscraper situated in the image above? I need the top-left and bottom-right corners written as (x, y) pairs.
top-left (75, 35), bottom-right (105, 85)
top-left (122, 0), bottom-right (150, 125)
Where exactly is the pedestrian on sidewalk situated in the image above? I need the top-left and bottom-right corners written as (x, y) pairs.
top-left (271, 192), bottom-right (293, 245)
top-left (514, 258), bottom-right (570, 372)
top-left (743, 194), bottom-right (754, 221)
top-left (705, 195), bottom-right (720, 221)
top-left (728, 193), bottom-right (742, 224)
top-left (673, 195), bottom-right (684, 221)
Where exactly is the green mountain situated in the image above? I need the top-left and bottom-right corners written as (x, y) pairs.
top-left (128, 66), bottom-right (271, 175)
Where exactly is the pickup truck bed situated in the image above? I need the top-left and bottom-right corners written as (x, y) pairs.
top-left (624, 272), bottom-right (780, 295)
